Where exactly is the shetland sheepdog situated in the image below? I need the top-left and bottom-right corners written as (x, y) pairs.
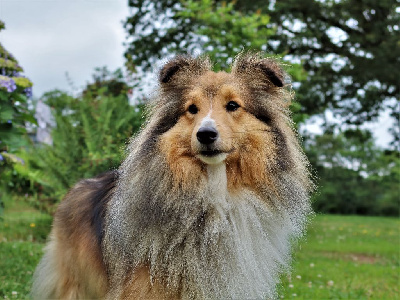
top-left (32, 53), bottom-right (313, 299)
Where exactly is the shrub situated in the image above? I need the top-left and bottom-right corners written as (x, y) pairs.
top-left (0, 21), bottom-right (34, 216)
top-left (16, 69), bottom-right (144, 213)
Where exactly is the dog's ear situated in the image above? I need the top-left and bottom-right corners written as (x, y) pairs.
top-left (231, 53), bottom-right (292, 124)
top-left (232, 53), bottom-right (286, 88)
top-left (159, 56), bottom-right (190, 84)
top-left (254, 60), bottom-right (284, 87)
top-left (159, 55), bottom-right (212, 85)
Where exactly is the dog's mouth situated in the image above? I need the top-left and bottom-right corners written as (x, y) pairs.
top-left (197, 149), bottom-right (228, 165)
top-left (200, 150), bottom-right (223, 157)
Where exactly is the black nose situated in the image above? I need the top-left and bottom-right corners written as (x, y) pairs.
top-left (197, 127), bottom-right (218, 144)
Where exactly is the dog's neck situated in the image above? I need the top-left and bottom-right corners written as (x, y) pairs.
top-left (206, 163), bottom-right (227, 196)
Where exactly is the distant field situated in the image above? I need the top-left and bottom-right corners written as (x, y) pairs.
top-left (1, 197), bottom-right (399, 299)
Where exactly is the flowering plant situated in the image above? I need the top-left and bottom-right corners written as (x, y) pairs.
top-left (0, 21), bottom-right (36, 216)
top-left (0, 21), bottom-right (34, 165)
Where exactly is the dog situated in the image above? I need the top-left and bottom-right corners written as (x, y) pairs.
top-left (32, 53), bottom-right (313, 299)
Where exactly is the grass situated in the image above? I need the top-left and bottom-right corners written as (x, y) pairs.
top-left (0, 195), bottom-right (52, 299)
top-left (0, 197), bottom-right (399, 299)
top-left (278, 215), bottom-right (400, 299)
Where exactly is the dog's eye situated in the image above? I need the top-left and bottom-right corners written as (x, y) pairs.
top-left (226, 101), bottom-right (240, 112)
top-left (188, 104), bottom-right (198, 114)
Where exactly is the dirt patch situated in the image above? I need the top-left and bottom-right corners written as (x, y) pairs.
top-left (321, 252), bottom-right (379, 264)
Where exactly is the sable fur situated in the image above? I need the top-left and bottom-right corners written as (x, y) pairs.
top-left (31, 172), bottom-right (116, 298)
top-left (32, 52), bottom-right (313, 300)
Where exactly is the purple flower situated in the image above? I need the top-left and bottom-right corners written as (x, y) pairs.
top-left (0, 76), bottom-right (17, 93)
top-left (24, 87), bottom-right (33, 98)
top-left (0, 154), bottom-right (3, 161)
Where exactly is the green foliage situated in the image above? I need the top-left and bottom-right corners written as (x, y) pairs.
top-left (124, 0), bottom-right (307, 79)
top-left (306, 129), bottom-right (400, 216)
top-left (125, 0), bottom-right (270, 70)
top-left (388, 100), bottom-right (399, 150)
top-left (0, 20), bottom-right (35, 217)
top-left (124, 1), bottom-right (275, 70)
top-left (177, 0), bottom-right (274, 70)
top-left (16, 69), bottom-right (144, 213)
top-left (0, 193), bottom-right (52, 242)
top-left (0, 21), bottom-right (34, 155)
top-left (263, 0), bottom-right (399, 125)
top-left (0, 241), bottom-right (44, 298)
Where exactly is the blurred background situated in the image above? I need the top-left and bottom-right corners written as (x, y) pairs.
top-left (0, 0), bottom-right (398, 299)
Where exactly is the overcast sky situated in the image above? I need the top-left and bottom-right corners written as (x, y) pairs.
top-left (0, 0), bottom-right (394, 147)
top-left (0, 0), bottom-right (129, 96)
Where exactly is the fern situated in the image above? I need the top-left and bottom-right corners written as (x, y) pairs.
top-left (18, 70), bottom-right (144, 212)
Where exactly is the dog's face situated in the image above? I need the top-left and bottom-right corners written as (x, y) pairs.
top-left (157, 55), bottom-right (294, 191)
top-left (164, 71), bottom-right (265, 166)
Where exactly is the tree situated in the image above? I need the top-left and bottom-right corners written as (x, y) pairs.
top-left (305, 128), bottom-right (399, 216)
top-left (123, 0), bottom-right (399, 141)
top-left (260, 0), bottom-right (399, 126)
top-left (124, 0), bottom-right (277, 71)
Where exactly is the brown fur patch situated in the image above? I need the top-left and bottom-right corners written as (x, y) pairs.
top-left (119, 266), bottom-right (180, 300)
top-left (32, 173), bottom-right (115, 299)
top-left (159, 129), bottom-right (205, 191)
top-left (50, 182), bottom-right (109, 298)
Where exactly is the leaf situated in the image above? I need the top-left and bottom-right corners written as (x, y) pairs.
top-left (0, 106), bottom-right (14, 121)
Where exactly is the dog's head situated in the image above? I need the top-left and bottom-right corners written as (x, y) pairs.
top-left (145, 53), bottom-right (305, 192)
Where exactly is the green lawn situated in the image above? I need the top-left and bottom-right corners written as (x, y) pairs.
top-left (1, 197), bottom-right (399, 299)
top-left (279, 214), bottom-right (399, 299)
top-left (0, 195), bottom-right (52, 299)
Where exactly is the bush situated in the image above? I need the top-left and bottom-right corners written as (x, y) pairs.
top-left (0, 21), bottom-right (34, 216)
top-left (16, 69), bottom-right (144, 213)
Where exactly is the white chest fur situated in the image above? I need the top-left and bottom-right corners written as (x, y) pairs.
top-left (173, 163), bottom-right (295, 299)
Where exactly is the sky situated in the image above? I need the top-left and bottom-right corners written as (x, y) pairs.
top-left (0, 0), bottom-right (129, 96)
top-left (0, 0), bottom-right (394, 147)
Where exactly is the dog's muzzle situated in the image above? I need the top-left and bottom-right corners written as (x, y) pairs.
top-left (196, 126), bottom-right (227, 164)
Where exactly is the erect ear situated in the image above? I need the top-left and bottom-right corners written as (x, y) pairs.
top-left (159, 55), bottom-right (212, 85)
top-left (231, 53), bottom-right (286, 88)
